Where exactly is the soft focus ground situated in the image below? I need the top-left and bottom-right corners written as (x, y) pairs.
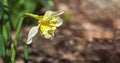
top-left (14, 0), bottom-right (120, 63)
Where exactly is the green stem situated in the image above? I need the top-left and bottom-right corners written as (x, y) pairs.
top-left (11, 17), bottom-right (23, 63)
top-left (23, 13), bottom-right (40, 20)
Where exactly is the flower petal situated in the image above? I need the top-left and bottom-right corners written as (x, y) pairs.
top-left (43, 10), bottom-right (64, 22)
top-left (52, 10), bottom-right (64, 16)
top-left (26, 25), bottom-right (39, 44)
top-left (56, 17), bottom-right (63, 27)
top-left (43, 11), bottom-right (53, 21)
top-left (27, 39), bottom-right (32, 45)
top-left (50, 33), bottom-right (54, 40)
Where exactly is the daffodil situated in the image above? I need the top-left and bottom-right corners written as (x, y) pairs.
top-left (26, 10), bottom-right (64, 44)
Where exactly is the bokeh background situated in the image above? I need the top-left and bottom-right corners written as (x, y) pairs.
top-left (1, 0), bottom-right (120, 63)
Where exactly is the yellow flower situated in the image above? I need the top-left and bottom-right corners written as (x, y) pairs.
top-left (26, 10), bottom-right (64, 44)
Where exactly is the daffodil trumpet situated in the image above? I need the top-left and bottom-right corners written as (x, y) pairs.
top-left (26, 10), bottom-right (64, 44)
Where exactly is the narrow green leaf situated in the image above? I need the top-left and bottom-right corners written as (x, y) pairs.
top-left (24, 45), bottom-right (28, 63)
top-left (0, 31), bottom-right (5, 58)
top-left (2, 22), bottom-right (11, 63)
top-left (11, 17), bottom-right (23, 63)
top-left (39, 0), bottom-right (54, 9)
top-left (2, 22), bottom-right (8, 42)
top-left (0, 1), bottom-right (3, 23)
top-left (3, 22), bottom-right (11, 46)
top-left (9, 0), bottom-right (36, 29)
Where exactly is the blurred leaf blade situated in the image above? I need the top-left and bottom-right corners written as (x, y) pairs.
top-left (2, 22), bottom-right (11, 44)
top-left (9, 0), bottom-right (36, 29)
top-left (0, 0), bottom-right (9, 26)
top-left (24, 45), bottom-right (28, 63)
top-left (39, 0), bottom-right (54, 9)
top-left (0, 30), bottom-right (5, 58)
top-left (11, 17), bottom-right (23, 63)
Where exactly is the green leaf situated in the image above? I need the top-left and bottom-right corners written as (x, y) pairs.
top-left (24, 45), bottom-right (28, 63)
top-left (11, 17), bottom-right (23, 63)
top-left (39, 0), bottom-right (54, 9)
top-left (0, 0), bottom-right (9, 26)
top-left (2, 22), bottom-right (11, 44)
top-left (0, 1), bottom-right (3, 23)
top-left (9, 0), bottom-right (36, 29)
top-left (0, 31), bottom-right (5, 58)
top-left (2, 22), bottom-right (11, 62)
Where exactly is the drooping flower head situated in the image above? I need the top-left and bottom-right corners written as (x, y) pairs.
top-left (26, 10), bottom-right (64, 44)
